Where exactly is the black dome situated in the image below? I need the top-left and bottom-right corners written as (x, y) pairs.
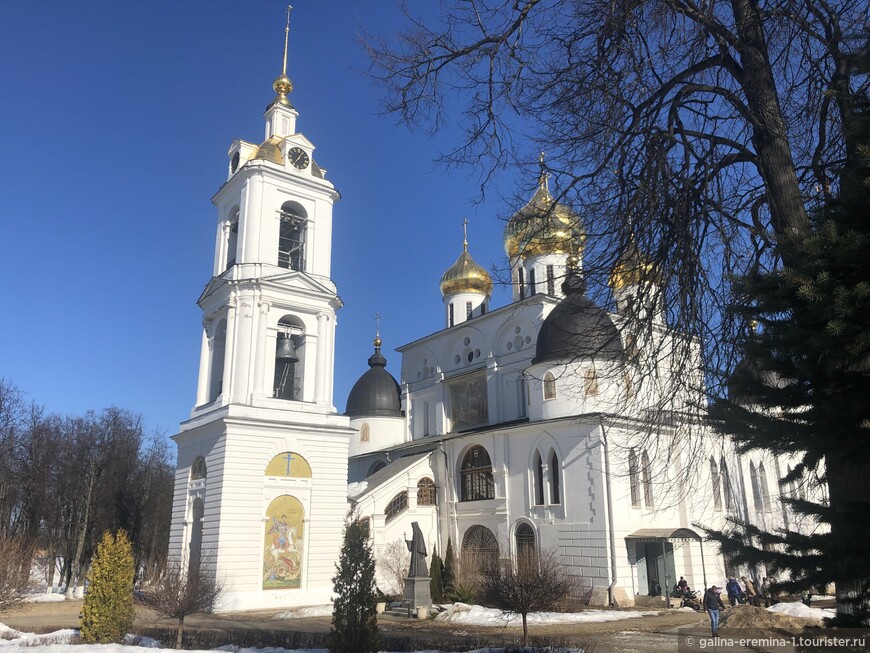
top-left (533, 273), bottom-right (625, 365)
top-left (345, 343), bottom-right (402, 418)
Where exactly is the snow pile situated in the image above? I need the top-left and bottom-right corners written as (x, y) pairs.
top-left (274, 605), bottom-right (333, 619)
top-left (23, 591), bottom-right (67, 603)
top-left (0, 623), bottom-right (77, 646)
top-left (768, 601), bottom-right (834, 621)
top-left (346, 481), bottom-right (368, 498)
top-left (435, 602), bottom-right (657, 626)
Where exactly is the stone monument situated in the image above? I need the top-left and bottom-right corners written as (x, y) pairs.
top-left (402, 521), bottom-right (432, 609)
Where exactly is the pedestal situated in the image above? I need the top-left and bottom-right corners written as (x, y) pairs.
top-left (403, 576), bottom-right (432, 609)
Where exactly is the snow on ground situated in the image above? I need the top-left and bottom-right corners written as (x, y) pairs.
top-left (273, 605), bottom-right (333, 619)
top-left (22, 592), bottom-right (67, 603)
top-left (767, 601), bottom-right (835, 621)
top-left (435, 602), bottom-right (658, 626)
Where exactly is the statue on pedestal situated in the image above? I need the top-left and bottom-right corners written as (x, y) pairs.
top-left (402, 521), bottom-right (432, 609)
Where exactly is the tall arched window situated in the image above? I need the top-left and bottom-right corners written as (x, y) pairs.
top-left (584, 368), bottom-right (599, 396)
top-left (549, 450), bottom-right (561, 504)
top-left (190, 456), bottom-right (207, 481)
top-left (533, 451), bottom-right (544, 505)
top-left (417, 477), bottom-right (436, 505)
top-left (721, 458), bottom-right (733, 510)
top-left (750, 461), bottom-right (762, 512)
top-left (515, 523), bottom-right (536, 572)
top-left (209, 319), bottom-right (227, 402)
top-left (460, 445), bottom-right (495, 501)
top-left (641, 450), bottom-right (654, 507)
top-left (385, 491), bottom-right (408, 522)
top-left (278, 201), bottom-right (307, 271)
top-left (516, 374), bottom-right (527, 418)
top-left (629, 449), bottom-right (640, 507)
top-left (359, 423), bottom-right (370, 442)
top-left (543, 372), bottom-right (557, 400)
top-left (710, 457), bottom-right (722, 510)
top-left (274, 316), bottom-right (304, 400)
top-left (188, 497), bottom-right (204, 575)
top-left (225, 207), bottom-right (239, 270)
top-left (461, 525), bottom-right (499, 573)
top-left (758, 462), bottom-right (771, 511)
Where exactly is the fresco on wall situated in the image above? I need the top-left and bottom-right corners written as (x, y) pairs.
top-left (263, 494), bottom-right (304, 589)
top-left (265, 451), bottom-right (312, 478)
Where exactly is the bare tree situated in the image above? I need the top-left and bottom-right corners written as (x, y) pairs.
top-left (136, 559), bottom-right (223, 649)
top-left (0, 534), bottom-right (33, 611)
top-left (375, 539), bottom-right (409, 596)
top-left (478, 550), bottom-right (577, 646)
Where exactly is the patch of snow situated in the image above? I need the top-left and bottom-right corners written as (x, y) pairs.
top-left (0, 624), bottom-right (77, 647)
top-left (23, 592), bottom-right (66, 603)
top-left (434, 602), bottom-right (657, 626)
top-left (768, 601), bottom-right (835, 621)
top-left (346, 481), bottom-right (368, 497)
top-left (273, 605), bottom-right (333, 619)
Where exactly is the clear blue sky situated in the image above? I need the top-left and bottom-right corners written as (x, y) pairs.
top-left (1, 2), bottom-right (533, 437)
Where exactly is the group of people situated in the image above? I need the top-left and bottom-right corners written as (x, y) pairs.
top-left (725, 575), bottom-right (777, 607)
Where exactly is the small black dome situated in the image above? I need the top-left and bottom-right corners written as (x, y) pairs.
top-left (533, 273), bottom-right (625, 365)
top-left (346, 341), bottom-right (402, 418)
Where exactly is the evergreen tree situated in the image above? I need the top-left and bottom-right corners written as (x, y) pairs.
top-left (442, 538), bottom-right (455, 596)
top-left (708, 94), bottom-right (870, 624)
top-left (80, 530), bottom-right (135, 643)
top-left (330, 516), bottom-right (378, 653)
top-left (429, 550), bottom-right (443, 602)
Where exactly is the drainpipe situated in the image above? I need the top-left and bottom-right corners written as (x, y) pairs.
top-left (439, 441), bottom-right (459, 550)
top-left (599, 417), bottom-right (619, 607)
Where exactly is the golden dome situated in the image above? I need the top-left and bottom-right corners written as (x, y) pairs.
top-left (609, 238), bottom-right (660, 290)
top-left (504, 170), bottom-right (584, 259)
top-left (249, 136), bottom-right (285, 165)
top-left (268, 74), bottom-right (294, 109)
top-left (440, 245), bottom-right (493, 297)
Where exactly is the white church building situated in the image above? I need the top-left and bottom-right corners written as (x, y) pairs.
top-left (168, 20), bottom-right (815, 612)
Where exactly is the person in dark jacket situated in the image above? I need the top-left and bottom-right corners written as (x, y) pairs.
top-left (704, 585), bottom-right (726, 637)
top-left (725, 577), bottom-right (744, 606)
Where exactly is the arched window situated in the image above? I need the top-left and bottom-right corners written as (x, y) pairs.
top-left (385, 491), bottom-right (408, 523)
top-left (359, 423), bottom-right (370, 442)
top-left (516, 374), bottom-right (527, 419)
top-left (543, 372), bottom-right (557, 400)
top-left (641, 450), bottom-right (654, 507)
top-left (710, 457), bottom-right (722, 510)
top-left (209, 319), bottom-right (227, 402)
top-left (584, 368), bottom-right (599, 396)
top-left (629, 449), bottom-right (640, 507)
top-left (461, 525), bottom-right (499, 573)
top-left (188, 497), bottom-right (204, 575)
top-left (460, 445), bottom-right (495, 501)
top-left (278, 201), bottom-right (307, 271)
top-left (750, 461), bottom-right (763, 512)
top-left (274, 316), bottom-right (304, 400)
top-left (515, 522), bottom-right (536, 572)
top-left (549, 450), bottom-right (561, 504)
top-left (226, 207), bottom-right (239, 270)
top-left (417, 477), bottom-right (436, 505)
top-left (366, 460), bottom-right (387, 477)
top-left (190, 456), bottom-right (207, 481)
top-left (354, 517), bottom-right (371, 540)
top-left (758, 462), bottom-right (771, 511)
top-left (533, 451), bottom-right (544, 505)
top-left (721, 458), bottom-right (734, 511)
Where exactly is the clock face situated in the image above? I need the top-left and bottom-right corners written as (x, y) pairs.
top-left (288, 147), bottom-right (309, 170)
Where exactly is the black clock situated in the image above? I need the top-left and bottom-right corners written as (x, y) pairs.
top-left (288, 147), bottom-right (309, 170)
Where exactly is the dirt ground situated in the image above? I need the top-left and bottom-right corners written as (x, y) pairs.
top-left (0, 599), bottom-right (833, 653)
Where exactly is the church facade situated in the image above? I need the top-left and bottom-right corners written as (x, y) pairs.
top-left (168, 21), bottom-right (815, 612)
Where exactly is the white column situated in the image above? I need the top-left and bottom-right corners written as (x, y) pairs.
top-left (252, 299), bottom-right (271, 401)
top-left (241, 173), bottom-right (265, 264)
top-left (195, 322), bottom-right (213, 407)
top-left (222, 292), bottom-right (238, 403)
top-left (215, 221), bottom-right (228, 275)
top-left (231, 291), bottom-right (254, 404)
top-left (326, 313), bottom-right (337, 407)
top-left (314, 312), bottom-right (329, 405)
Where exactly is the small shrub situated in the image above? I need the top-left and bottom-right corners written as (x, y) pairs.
top-left (79, 530), bottom-right (135, 644)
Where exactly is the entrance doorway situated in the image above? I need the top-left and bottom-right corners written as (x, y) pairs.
top-left (636, 541), bottom-right (676, 596)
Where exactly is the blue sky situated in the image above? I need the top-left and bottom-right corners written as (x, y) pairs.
top-left (1, 2), bottom-right (536, 436)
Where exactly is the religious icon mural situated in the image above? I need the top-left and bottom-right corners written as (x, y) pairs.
top-left (265, 451), bottom-right (312, 478)
top-left (263, 494), bottom-right (304, 589)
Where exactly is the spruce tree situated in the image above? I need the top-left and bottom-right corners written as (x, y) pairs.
top-left (442, 538), bottom-right (455, 596)
top-left (708, 95), bottom-right (870, 624)
top-left (429, 551), bottom-right (443, 602)
top-left (80, 530), bottom-right (135, 643)
top-left (330, 517), bottom-right (378, 653)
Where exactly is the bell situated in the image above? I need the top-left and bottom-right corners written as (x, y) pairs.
top-left (276, 333), bottom-right (299, 362)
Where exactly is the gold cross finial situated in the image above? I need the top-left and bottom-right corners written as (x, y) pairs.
top-left (463, 219), bottom-right (469, 251)
top-left (538, 151), bottom-right (549, 191)
top-left (373, 312), bottom-right (382, 350)
top-left (282, 5), bottom-right (293, 76)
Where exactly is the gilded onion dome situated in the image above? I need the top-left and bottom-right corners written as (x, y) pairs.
top-left (440, 227), bottom-right (493, 297)
top-left (609, 237), bottom-right (661, 290)
top-left (250, 135), bottom-right (285, 165)
top-left (504, 162), bottom-right (585, 259)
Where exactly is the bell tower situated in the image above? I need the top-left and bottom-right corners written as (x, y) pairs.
top-left (168, 8), bottom-right (354, 612)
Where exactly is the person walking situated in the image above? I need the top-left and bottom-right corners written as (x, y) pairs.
top-left (760, 577), bottom-right (771, 608)
top-left (704, 585), bottom-right (726, 637)
top-left (742, 576), bottom-right (759, 607)
top-left (726, 577), bottom-right (743, 606)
